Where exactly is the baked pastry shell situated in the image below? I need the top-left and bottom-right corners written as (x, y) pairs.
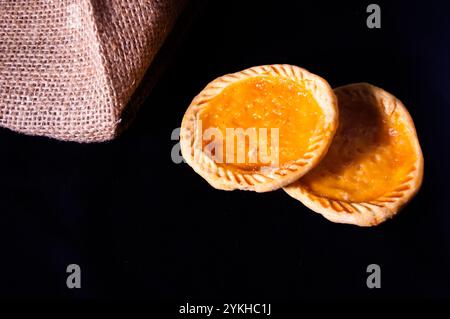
top-left (284, 83), bottom-right (424, 226)
top-left (180, 64), bottom-right (339, 192)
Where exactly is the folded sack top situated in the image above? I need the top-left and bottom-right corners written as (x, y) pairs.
top-left (0, 0), bottom-right (185, 142)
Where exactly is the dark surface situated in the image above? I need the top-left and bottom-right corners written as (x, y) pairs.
top-left (1, 0), bottom-right (450, 300)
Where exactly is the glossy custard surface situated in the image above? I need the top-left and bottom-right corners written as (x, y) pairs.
top-left (300, 91), bottom-right (417, 202)
top-left (199, 75), bottom-right (325, 171)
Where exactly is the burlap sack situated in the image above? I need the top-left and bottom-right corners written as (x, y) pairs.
top-left (0, 0), bottom-right (186, 142)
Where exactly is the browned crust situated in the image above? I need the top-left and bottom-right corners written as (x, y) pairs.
top-left (284, 83), bottom-right (424, 226)
top-left (180, 64), bottom-right (339, 192)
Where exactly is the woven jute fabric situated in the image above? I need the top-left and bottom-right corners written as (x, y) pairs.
top-left (0, 0), bottom-right (185, 142)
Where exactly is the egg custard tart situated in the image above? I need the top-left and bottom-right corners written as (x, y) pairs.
top-left (180, 65), bottom-right (338, 192)
top-left (284, 83), bottom-right (424, 226)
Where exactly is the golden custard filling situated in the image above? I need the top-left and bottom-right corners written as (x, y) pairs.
top-left (300, 97), bottom-right (418, 203)
top-left (198, 75), bottom-right (325, 171)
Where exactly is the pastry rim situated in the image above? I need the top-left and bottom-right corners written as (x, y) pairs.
top-left (180, 64), bottom-right (339, 192)
top-left (284, 82), bottom-right (424, 226)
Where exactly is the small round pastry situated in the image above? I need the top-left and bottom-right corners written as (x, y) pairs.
top-left (180, 64), bottom-right (338, 192)
top-left (284, 83), bottom-right (424, 226)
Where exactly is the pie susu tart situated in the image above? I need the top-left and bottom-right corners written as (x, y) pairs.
top-left (284, 83), bottom-right (424, 226)
top-left (180, 65), bottom-right (338, 192)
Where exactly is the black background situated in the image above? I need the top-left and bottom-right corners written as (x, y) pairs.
top-left (1, 0), bottom-right (450, 300)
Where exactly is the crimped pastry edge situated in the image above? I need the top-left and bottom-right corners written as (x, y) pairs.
top-left (284, 82), bottom-right (424, 226)
top-left (180, 64), bottom-right (339, 192)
